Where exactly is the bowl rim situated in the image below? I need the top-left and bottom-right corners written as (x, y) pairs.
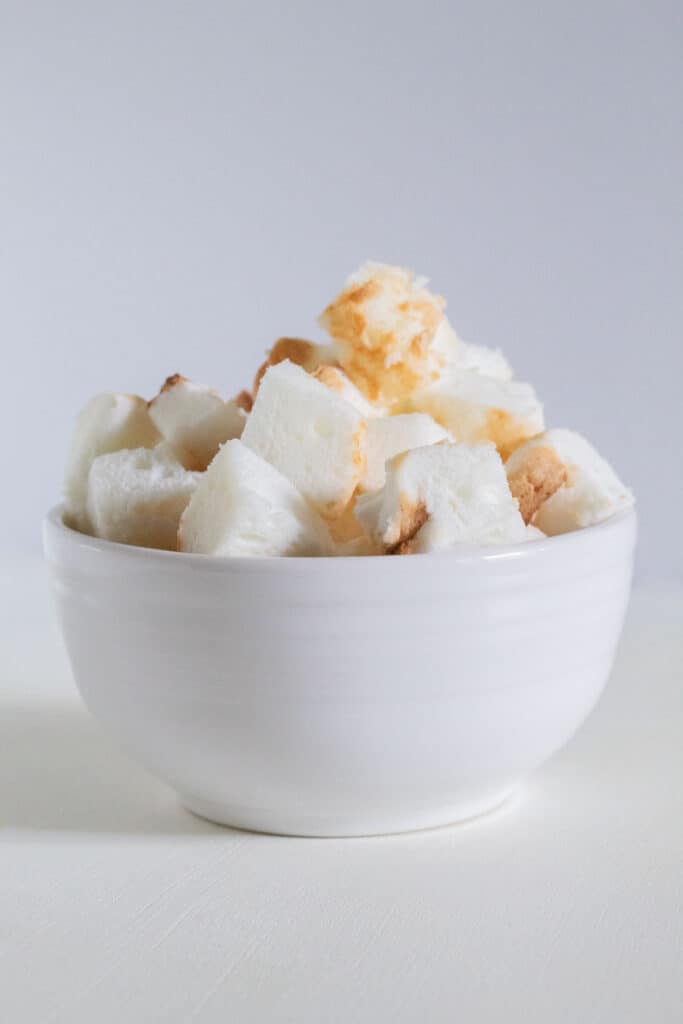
top-left (44, 503), bottom-right (637, 573)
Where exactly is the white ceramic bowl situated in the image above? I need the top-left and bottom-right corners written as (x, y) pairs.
top-left (44, 505), bottom-right (636, 837)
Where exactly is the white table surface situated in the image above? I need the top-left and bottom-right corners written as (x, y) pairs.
top-left (2, 559), bottom-right (682, 1023)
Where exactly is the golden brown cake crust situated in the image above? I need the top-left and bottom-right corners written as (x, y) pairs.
top-left (507, 445), bottom-right (567, 524)
top-left (148, 374), bottom-right (188, 405)
top-left (386, 496), bottom-right (429, 554)
top-left (484, 408), bottom-right (538, 461)
top-left (234, 389), bottom-right (253, 413)
top-left (252, 338), bottom-right (319, 395)
top-left (319, 266), bottom-right (445, 403)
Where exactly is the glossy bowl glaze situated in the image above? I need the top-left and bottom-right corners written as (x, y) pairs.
top-left (44, 505), bottom-right (636, 836)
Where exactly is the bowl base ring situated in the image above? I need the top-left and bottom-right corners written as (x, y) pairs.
top-left (177, 786), bottom-right (517, 838)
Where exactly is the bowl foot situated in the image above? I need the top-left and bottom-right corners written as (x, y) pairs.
top-left (178, 787), bottom-right (516, 838)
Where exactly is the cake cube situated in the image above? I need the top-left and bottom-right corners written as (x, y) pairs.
top-left (86, 444), bottom-right (201, 550)
top-left (178, 440), bottom-right (332, 557)
top-left (356, 442), bottom-right (528, 554)
top-left (319, 261), bottom-right (454, 404)
top-left (241, 360), bottom-right (367, 516)
top-left (505, 429), bottom-right (634, 535)
top-left (149, 374), bottom-right (246, 470)
top-left (64, 392), bottom-right (160, 532)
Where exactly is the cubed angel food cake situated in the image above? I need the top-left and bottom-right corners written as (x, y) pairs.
top-left (63, 261), bottom-right (633, 555)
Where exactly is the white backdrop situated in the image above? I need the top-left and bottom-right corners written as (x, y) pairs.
top-left (1, 1), bottom-right (681, 578)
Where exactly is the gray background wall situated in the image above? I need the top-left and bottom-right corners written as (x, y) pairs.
top-left (1, 1), bottom-right (681, 578)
